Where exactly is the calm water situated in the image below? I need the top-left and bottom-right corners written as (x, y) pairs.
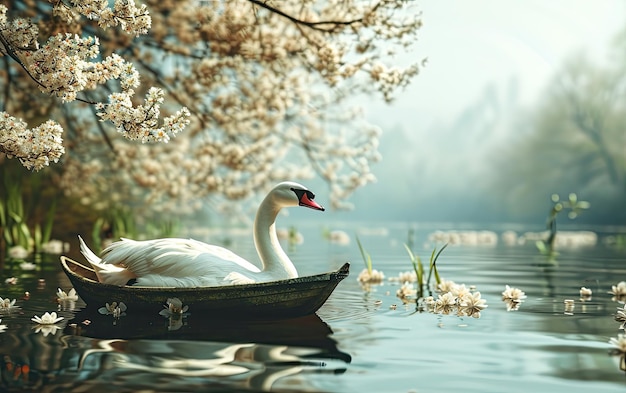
top-left (0, 222), bottom-right (625, 392)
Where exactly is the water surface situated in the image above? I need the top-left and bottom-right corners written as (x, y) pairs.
top-left (0, 222), bottom-right (624, 392)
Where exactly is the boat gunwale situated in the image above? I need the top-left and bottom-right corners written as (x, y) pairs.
top-left (60, 256), bottom-right (349, 293)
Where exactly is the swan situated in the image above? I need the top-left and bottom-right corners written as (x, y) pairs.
top-left (78, 181), bottom-right (325, 287)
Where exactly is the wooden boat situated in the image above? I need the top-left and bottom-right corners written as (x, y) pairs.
top-left (60, 256), bottom-right (349, 319)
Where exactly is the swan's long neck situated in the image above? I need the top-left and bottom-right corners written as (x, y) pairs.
top-left (253, 196), bottom-right (298, 278)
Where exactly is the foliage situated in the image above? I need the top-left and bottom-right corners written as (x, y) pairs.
top-left (0, 0), bottom-right (424, 217)
top-left (91, 206), bottom-right (179, 252)
top-left (403, 243), bottom-right (446, 298)
top-left (0, 170), bottom-right (56, 258)
top-left (356, 235), bottom-right (372, 274)
top-left (536, 193), bottom-right (590, 260)
top-left (490, 37), bottom-right (626, 224)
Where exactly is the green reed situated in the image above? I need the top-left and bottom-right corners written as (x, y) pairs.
top-left (404, 243), bottom-right (447, 299)
top-left (536, 193), bottom-right (590, 261)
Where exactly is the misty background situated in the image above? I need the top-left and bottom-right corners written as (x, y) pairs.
top-left (328, 1), bottom-right (626, 226)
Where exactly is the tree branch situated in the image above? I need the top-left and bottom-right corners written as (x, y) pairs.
top-left (246, 0), bottom-right (367, 32)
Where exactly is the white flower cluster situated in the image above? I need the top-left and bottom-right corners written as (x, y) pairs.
top-left (0, 2), bottom-right (189, 170)
top-left (3, 0), bottom-right (422, 211)
top-left (97, 88), bottom-right (191, 143)
top-left (27, 34), bottom-right (101, 102)
top-left (411, 280), bottom-right (489, 318)
top-left (0, 112), bottom-right (64, 171)
top-left (54, 0), bottom-right (151, 36)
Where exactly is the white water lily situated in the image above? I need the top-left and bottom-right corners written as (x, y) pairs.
top-left (31, 311), bottom-right (64, 325)
top-left (19, 262), bottom-right (36, 271)
top-left (0, 319), bottom-right (7, 333)
top-left (57, 288), bottom-right (79, 302)
top-left (609, 334), bottom-right (626, 353)
top-left (0, 297), bottom-right (18, 312)
top-left (159, 298), bottom-right (189, 318)
top-left (8, 245), bottom-right (29, 260)
top-left (98, 302), bottom-right (127, 318)
top-left (610, 282), bottom-right (626, 297)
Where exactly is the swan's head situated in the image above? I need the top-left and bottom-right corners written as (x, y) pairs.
top-left (271, 182), bottom-right (325, 211)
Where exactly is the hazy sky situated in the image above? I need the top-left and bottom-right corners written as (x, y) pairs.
top-left (364, 0), bottom-right (625, 131)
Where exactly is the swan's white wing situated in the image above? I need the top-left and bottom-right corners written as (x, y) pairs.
top-left (100, 238), bottom-right (261, 284)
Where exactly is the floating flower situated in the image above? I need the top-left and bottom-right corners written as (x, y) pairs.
top-left (31, 311), bottom-right (64, 325)
top-left (616, 304), bottom-right (626, 330)
top-left (0, 319), bottom-right (7, 333)
top-left (579, 287), bottom-right (592, 297)
top-left (610, 282), bottom-right (626, 295)
top-left (159, 298), bottom-right (189, 318)
top-left (502, 285), bottom-right (526, 311)
top-left (389, 271), bottom-right (417, 283)
top-left (502, 285), bottom-right (527, 302)
top-left (357, 268), bottom-right (385, 284)
top-left (57, 288), bottom-right (79, 302)
top-left (4, 277), bottom-right (17, 285)
top-left (609, 334), bottom-right (626, 353)
top-left (0, 297), bottom-right (18, 313)
top-left (437, 279), bottom-right (456, 293)
top-left (451, 283), bottom-right (472, 300)
top-left (459, 291), bottom-right (488, 318)
top-left (434, 292), bottom-right (456, 314)
top-left (395, 282), bottom-right (417, 299)
top-left (98, 302), bottom-right (127, 318)
top-left (19, 262), bottom-right (36, 271)
top-left (8, 246), bottom-right (28, 260)
top-left (41, 240), bottom-right (66, 254)
top-left (610, 282), bottom-right (626, 302)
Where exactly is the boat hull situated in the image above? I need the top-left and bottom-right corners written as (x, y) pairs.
top-left (60, 256), bottom-right (349, 319)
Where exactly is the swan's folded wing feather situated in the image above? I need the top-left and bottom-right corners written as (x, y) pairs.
top-left (100, 238), bottom-right (261, 279)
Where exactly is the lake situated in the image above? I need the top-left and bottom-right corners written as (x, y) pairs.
top-left (0, 221), bottom-right (625, 392)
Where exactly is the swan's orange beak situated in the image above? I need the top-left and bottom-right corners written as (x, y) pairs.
top-left (299, 192), bottom-right (325, 211)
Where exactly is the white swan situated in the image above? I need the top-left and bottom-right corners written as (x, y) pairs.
top-left (78, 181), bottom-right (325, 287)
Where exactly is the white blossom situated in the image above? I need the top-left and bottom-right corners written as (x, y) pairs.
top-left (31, 311), bottom-right (64, 325)
top-left (57, 288), bottom-right (79, 302)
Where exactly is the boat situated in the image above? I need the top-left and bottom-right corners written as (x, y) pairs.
top-left (60, 256), bottom-right (349, 319)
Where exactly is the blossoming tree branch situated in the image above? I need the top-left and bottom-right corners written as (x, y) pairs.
top-left (0, 0), bottom-right (422, 211)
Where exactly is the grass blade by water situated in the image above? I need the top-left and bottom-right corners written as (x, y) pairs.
top-left (356, 235), bottom-right (372, 274)
top-left (426, 243), bottom-right (448, 287)
top-left (404, 243), bottom-right (424, 285)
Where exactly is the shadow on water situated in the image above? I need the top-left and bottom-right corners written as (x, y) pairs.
top-left (0, 304), bottom-right (351, 392)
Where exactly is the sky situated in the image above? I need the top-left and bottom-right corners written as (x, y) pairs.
top-left (363, 0), bottom-right (626, 132)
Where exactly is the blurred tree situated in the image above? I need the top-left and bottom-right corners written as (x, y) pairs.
top-left (0, 0), bottom-right (423, 216)
top-left (492, 41), bottom-right (626, 223)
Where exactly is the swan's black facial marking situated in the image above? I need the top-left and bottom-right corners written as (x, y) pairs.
top-left (291, 187), bottom-right (325, 211)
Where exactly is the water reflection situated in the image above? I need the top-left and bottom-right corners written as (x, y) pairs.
top-left (0, 305), bottom-right (350, 392)
top-left (66, 309), bottom-right (351, 391)
top-left (62, 307), bottom-right (350, 391)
